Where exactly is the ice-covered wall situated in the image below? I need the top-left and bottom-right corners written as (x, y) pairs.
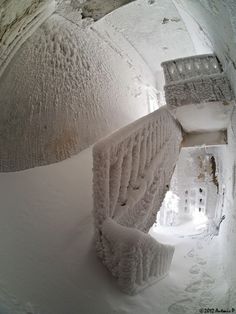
top-left (0, 10), bottom-right (155, 172)
top-left (219, 110), bottom-right (236, 306)
top-left (0, 0), bottom-right (55, 77)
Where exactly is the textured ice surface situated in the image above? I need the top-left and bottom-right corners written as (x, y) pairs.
top-left (0, 12), bottom-right (154, 172)
top-left (93, 106), bottom-right (182, 294)
top-left (0, 0), bottom-right (55, 77)
top-left (162, 54), bottom-right (222, 84)
top-left (162, 54), bottom-right (235, 133)
top-left (162, 54), bottom-right (234, 108)
top-left (102, 218), bottom-right (174, 295)
top-left (165, 74), bottom-right (234, 108)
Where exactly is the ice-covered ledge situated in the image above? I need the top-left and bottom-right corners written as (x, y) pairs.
top-left (182, 130), bottom-right (227, 147)
top-left (164, 73), bottom-right (234, 108)
top-left (161, 54), bottom-right (234, 108)
top-left (0, 0), bottom-right (55, 77)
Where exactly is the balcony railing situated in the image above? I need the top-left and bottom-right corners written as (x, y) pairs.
top-left (162, 54), bottom-right (222, 83)
top-left (161, 54), bottom-right (234, 108)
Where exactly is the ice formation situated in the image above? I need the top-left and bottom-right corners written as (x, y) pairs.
top-left (93, 107), bottom-right (182, 294)
top-left (162, 54), bottom-right (234, 108)
top-left (0, 12), bottom-right (154, 172)
top-left (0, 0), bottom-right (55, 77)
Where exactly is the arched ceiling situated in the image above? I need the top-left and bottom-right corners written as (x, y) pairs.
top-left (95, 0), bottom-right (197, 90)
top-left (0, 0), bottom-right (198, 75)
top-left (0, 0), bottom-right (235, 172)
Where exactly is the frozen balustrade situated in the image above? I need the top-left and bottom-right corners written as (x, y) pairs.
top-left (162, 54), bottom-right (222, 83)
top-left (93, 107), bottom-right (182, 295)
top-left (161, 54), bottom-right (234, 108)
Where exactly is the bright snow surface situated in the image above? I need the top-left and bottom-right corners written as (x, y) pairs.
top-left (0, 146), bottom-right (231, 314)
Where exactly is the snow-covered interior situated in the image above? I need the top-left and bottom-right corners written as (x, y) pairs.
top-left (0, 0), bottom-right (236, 313)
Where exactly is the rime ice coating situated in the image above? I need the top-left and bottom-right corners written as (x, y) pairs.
top-left (0, 13), bottom-right (154, 172)
top-left (161, 54), bottom-right (234, 108)
top-left (0, 0), bottom-right (55, 77)
top-left (93, 106), bottom-right (182, 294)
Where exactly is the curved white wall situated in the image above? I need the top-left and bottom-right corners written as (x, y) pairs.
top-left (0, 12), bottom-right (155, 172)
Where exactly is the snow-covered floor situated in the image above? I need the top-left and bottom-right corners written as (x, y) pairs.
top-left (0, 148), bottom-right (230, 314)
top-left (150, 220), bottom-right (229, 313)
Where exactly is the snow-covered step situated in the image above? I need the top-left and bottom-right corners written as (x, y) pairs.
top-left (93, 107), bottom-right (182, 294)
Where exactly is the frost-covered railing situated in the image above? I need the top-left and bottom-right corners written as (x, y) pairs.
top-left (93, 107), bottom-right (182, 295)
top-left (161, 54), bottom-right (234, 108)
top-left (162, 54), bottom-right (221, 83)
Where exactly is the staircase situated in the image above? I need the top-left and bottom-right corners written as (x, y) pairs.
top-left (92, 54), bottom-right (235, 295)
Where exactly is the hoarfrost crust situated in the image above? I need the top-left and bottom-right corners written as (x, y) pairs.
top-left (0, 0), bottom-right (55, 77)
top-left (0, 13), bottom-right (153, 172)
top-left (162, 54), bottom-right (234, 108)
top-left (93, 107), bottom-right (182, 294)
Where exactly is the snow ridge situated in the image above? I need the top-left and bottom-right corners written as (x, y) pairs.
top-left (93, 107), bottom-right (182, 294)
